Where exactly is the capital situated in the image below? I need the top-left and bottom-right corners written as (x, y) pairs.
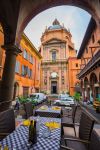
top-left (1, 44), bottom-right (22, 55)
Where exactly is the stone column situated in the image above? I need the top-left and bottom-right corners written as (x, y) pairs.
top-left (0, 44), bottom-right (21, 111)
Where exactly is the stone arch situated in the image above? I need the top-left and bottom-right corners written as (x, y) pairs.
top-left (90, 72), bottom-right (98, 85)
top-left (90, 72), bottom-right (98, 99)
top-left (84, 77), bottom-right (89, 88)
top-left (16, 0), bottom-right (100, 43)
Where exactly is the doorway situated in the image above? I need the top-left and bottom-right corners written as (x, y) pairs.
top-left (13, 82), bottom-right (19, 100)
top-left (23, 86), bottom-right (29, 97)
top-left (51, 81), bottom-right (57, 94)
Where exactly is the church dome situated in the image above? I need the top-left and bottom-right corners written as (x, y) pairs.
top-left (48, 19), bottom-right (65, 30)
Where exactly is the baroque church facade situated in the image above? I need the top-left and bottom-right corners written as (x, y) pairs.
top-left (40, 19), bottom-right (81, 95)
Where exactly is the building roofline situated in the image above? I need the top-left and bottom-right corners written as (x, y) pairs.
top-left (22, 33), bottom-right (42, 59)
top-left (77, 17), bottom-right (96, 59)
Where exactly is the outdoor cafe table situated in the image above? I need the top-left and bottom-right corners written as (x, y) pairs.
top-left (35, 106), bottom-right (62, 118)
top-left (0, 117), bottom-right (61, 150)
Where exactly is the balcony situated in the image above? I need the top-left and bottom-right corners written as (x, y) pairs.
top-left (77, 50), bottom-right (100, 79)
top-left (41, 59), bottom-right (68, 64)
top-left (42, 59), bottom-right (67, 64)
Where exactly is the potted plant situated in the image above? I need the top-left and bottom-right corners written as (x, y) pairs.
top-left (73, 92), bottom-right (81, 104)
top-left (18, 96), bottom-right (29, 104)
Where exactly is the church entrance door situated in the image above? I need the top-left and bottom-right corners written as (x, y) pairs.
top-left (51, 81), bottom-right (57, 94)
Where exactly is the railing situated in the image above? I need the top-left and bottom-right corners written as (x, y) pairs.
top-left (77, 50), bottom-right (100, 79)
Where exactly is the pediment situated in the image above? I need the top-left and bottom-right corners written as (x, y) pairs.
top-left (44, 38), bottom-right (65, 45)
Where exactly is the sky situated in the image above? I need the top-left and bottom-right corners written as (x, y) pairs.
top-left (24, 6), bottom-right (91, 51)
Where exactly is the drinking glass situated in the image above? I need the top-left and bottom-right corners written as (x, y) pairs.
top-left (43, 126), bottom-right (51, 138)
top-left (36, 116), bottom-right (41, 136)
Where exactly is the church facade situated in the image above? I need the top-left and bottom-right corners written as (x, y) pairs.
top-left (40, 19), bottom-right (81, 95)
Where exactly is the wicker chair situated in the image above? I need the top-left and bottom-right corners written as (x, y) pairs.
top-left (24, 102), bottom-right (33, 119)
top-left (61, 111), bottom-right (95, 150)
top-left (61, 104), bottom-right (78, 136)
top-left (0, 108), bottom-right (15, 140)
top-left (89, 125), bottom-right (100, 150)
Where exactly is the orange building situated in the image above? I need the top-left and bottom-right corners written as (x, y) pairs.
top-left (40, 19), bottom-right (81, 96)
top-left (77, 18), bottom-right (100, 102)
top-left (0, 26), bottom-right (42, 98)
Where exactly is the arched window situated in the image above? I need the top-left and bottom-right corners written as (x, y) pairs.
top-left (15, 61), bottom-right (20, 73)
top-left (52, 51), bottom-right (56, 61)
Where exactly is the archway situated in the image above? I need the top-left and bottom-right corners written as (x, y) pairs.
top-left (0, 0), bottom-right (100, 111)
top-left (16, 0), bottom-right (100, 44)
top-left (90, 73), bottom-right (98, 101)
top-left (84, 77), bottom-right (90, 100)
top-left (50, 72), bottom-right (58, 94)
top-left (13, 82), bottom-right (19, 100)
top-left (51, 81), bottom-right (57, 94)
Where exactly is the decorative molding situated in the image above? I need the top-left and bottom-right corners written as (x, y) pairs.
top-left (2, 44), bottom-right (22, 55)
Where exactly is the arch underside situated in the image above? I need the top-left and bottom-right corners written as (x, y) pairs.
top-left (16, 0), bottom-right (100, 44)
top-left (0, 0), bottom-right (100, 45)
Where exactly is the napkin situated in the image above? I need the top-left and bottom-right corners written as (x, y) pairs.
top-left (45, 122), bottom-right (60, 129)
top-left (52, 106), bottom-right (61, 110)
top-left (23, 120), bottom-right (34, 126)
top-left (40, 106), bottom-right (47, 110)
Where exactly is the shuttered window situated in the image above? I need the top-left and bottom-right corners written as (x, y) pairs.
top-left (15, 61), bottom-right (20, 73)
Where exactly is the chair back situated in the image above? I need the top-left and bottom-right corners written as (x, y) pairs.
top-left (79, 111), bottom-right (94, 141)
top-left (0, 108), bottom-right (15, 134)
top-left (24, 102), bottom-right (33, 119)
top-left (89, 126), bottom-right (100, 150)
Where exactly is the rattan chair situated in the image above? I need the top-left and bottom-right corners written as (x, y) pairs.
top-left (0, 108), bottom-right (15, 140)
top-left (61, 104), bottom-right (78, 136)
top-left (24, 102), bottom-right (34, 119)
top-left (89, 125), bottom-right (100, 150)
top-left (61, 111), bottom-right (95, 150)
